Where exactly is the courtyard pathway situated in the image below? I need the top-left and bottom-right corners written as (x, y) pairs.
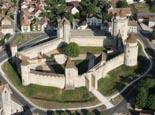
top-left (91, 89), bottom-right (114, 109)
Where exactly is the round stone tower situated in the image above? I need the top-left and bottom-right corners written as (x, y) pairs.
top-left (125, 33), bottom-right (138, 67)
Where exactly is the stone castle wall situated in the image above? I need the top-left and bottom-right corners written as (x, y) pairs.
top-left (84, 53), bottom-right (124, 81)
top-left (101, 53), bottom-right (124, 79)
top-left (71, 37), bottom-right (105, 47)
top-left (20, 38), bottom-right (63, 58)
top-left (29, 70), bottom-right (66, 88)
top-left (28, 70), bottom-right (85, 88)
top-left (21, 53), bottom-right (124, 89)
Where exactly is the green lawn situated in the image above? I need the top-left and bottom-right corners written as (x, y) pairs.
top-left (98, 44), bottom-right (150, 96)
top-left (14, 33), bottom-right (46, 46)
top-left (130, 3), bottom-right (152, 13)
top-left (2, 61), bottom-right (95, 103)
top-left (79, 47), bottom-right (106, 54)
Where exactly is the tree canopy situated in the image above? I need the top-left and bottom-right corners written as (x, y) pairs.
top-left (116, 0), bottom-right (128, 8)
top-left (40, 0), bottom-right (111, 26)
top-left (39, 0), bottom-right (71, 26)
top-left (64, 42), bottom-right (80, 57)
top-left (136, 78), bottom-right (155, 110)
top-left (151, 28), bottom-right (155, 40)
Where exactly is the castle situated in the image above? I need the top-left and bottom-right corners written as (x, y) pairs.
top-left (10, 11), bottom-right (139, 91)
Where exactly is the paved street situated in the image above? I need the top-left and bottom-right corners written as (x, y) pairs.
top-left (92, 89), bottom-right (114, 109)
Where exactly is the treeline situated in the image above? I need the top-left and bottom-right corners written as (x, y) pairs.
top-left (136, 78), bottom-right (155, 110)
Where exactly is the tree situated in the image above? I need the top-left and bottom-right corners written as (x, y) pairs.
top-left (64, 42), bottom-right (80, 57)
top-left (134, 0), bottom-right (140, 2)
top-left (148, 94), bottom-right (155, 110)
top-left (136, 87), bottom-right (148, 108)
top-left (39, 0), bottom-right (68, 26)
top-left (144, 0), bottom-right (152, 4)
top-left (79, 0), bottom-right (99, 18)
top-left (116, 0), bottom-right (128, 8)
top-left (150, 6), bottom-right (155, 12)
top-left (11, 0), bottom-right (17, 4)
top-left (151, 28), bottom-right (155, 40)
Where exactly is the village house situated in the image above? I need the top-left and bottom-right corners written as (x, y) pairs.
top-left (128, 19), bottom-right (137, 33)
top-left (30, 17), bottom-right (47, 31)
top-left (87, 16), bottom-right (102, 27)
top-left (0, 15), bottom-right (14, 35)
top-left (0, 83), bottom-right (23, 115)
top-left (149, 17), bottom-right (155, 28)
top-left (0, 0), bottom-right (16, 15)
top-left (126, 0), bottom-right (144, 4)
top-left (21, 15), bottom-right (31, 32)
top-left (20, 0), bottom-right (47, 32)
top-left (66, 2), bottom-right (80, 15)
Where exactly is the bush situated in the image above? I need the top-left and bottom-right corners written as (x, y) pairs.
top-left (116, 0), bottom-right (128, 8)
top-left (136, 78), bottom-right (155, 109)
top-left (151, 28), bottom-right (155, 40)
top-left (0, 39), bottom-right (5, 46)
top-left (136, 87), bottom-right (148, 108)
top-left (64, 42), bottom-right (80, 57)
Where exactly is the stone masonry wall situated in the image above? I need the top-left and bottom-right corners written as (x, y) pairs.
top-left (21, 53), bottom-right (124, 89)
top-left (84, 53), bottom-right (125, 81)
top-left (29, 70), bottom-right (66, 88)
top-left (28, 70), bottom-right (85, 89)
top-left (20, 38), bottom-right (63, 58)
top-left (97, 53), bottom-right (124, 80)
top-left (71, 37), bottom-right (105, 47)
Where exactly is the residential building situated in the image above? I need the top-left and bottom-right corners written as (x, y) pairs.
top-left (0, 83), bottom-right (23, 115)
top-left (0, 15), bottom-right (14, 35)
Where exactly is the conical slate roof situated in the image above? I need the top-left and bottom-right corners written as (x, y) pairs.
top-left (126, 33), bottom-right (137, 43)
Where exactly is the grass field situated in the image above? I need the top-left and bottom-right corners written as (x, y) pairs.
top-left (14, 33), bottom-right (46, 46)
top-left (130, 3), bottom-right (152, 13)
top-left (79, 46), bottom-right (106, 54)
top-left (98, 43), bottom-right (150, 96)
top-left (2, 61), bottom-right (95, 104)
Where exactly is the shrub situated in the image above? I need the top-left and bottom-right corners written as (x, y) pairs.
top-left (64, 42), bottom-right (80, 57)
top-left (116, 0), bottom-right (128, 8)
top-left (151, 28), bottom-right (155, 40)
